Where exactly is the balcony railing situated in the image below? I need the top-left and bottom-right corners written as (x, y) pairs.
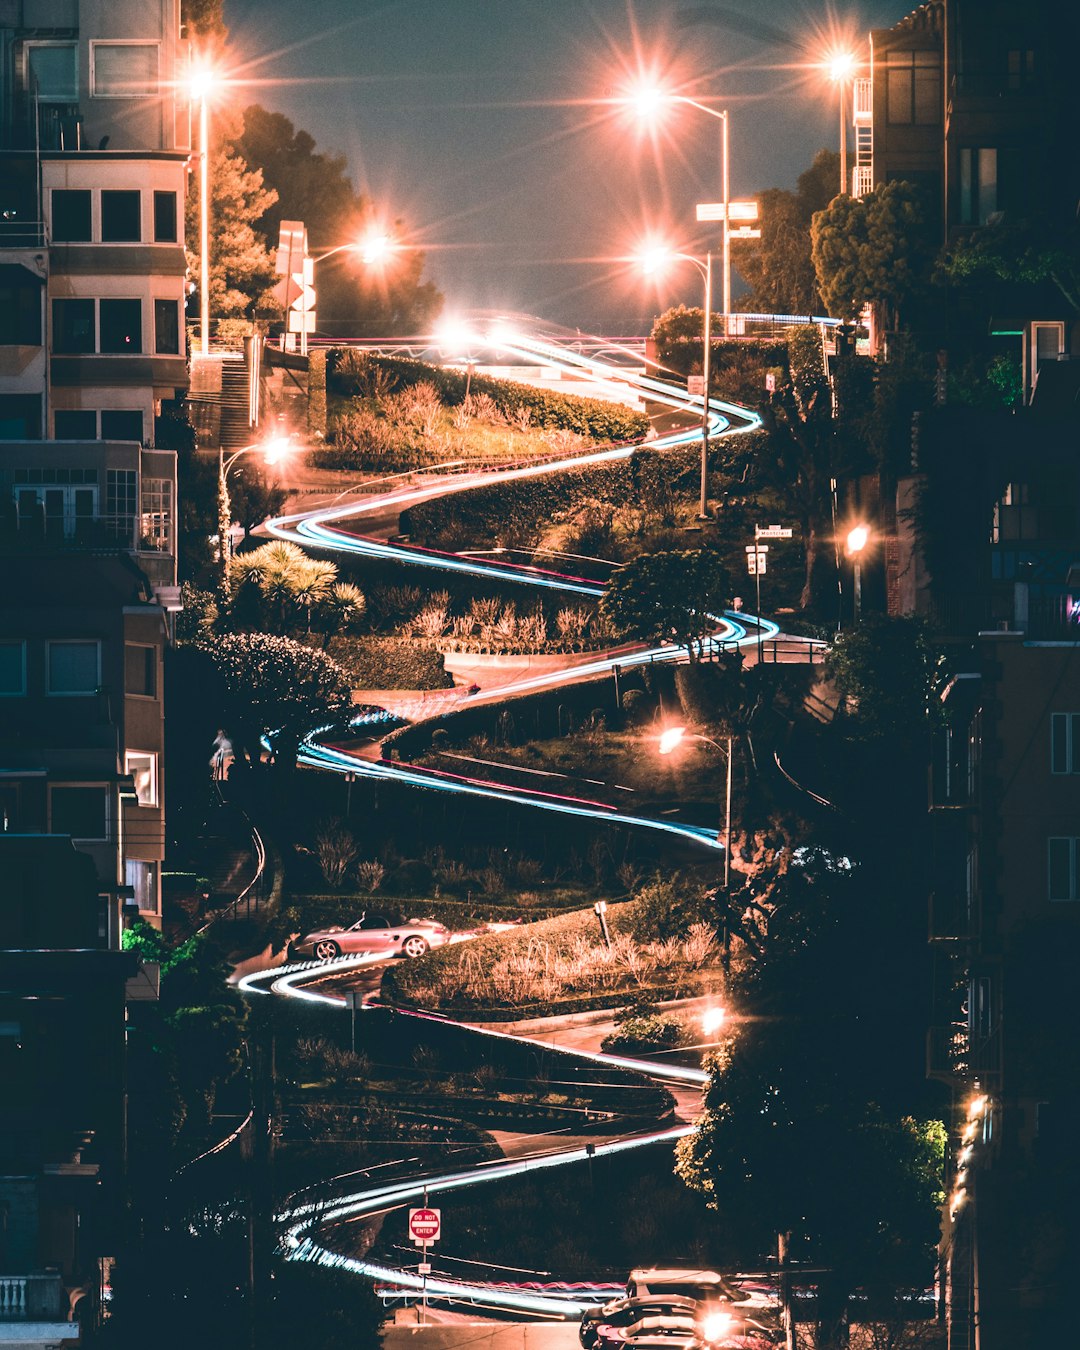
top-left (3, 512), bottom-right (172, 555)
top-left (0, 1272), bottom-right (67, 1322)
top-left (929, 889), bottom-right (978, 943)
top-left (853, 77), bottom-right (873, 121)
top-left (927, 1023), bottom-right (1001, 1084)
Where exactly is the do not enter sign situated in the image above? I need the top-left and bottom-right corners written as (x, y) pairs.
top-left (409, 1207), bottom-right (441, 1245)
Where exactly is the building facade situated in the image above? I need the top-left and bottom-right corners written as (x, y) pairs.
top-left (0, 0), bottom-right (190, 445)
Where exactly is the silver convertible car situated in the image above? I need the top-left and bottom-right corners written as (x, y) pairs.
top-left (289, 913), bottom-right (451, 962)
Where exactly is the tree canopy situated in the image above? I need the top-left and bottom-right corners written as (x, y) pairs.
top-left (811, 181), bottom-right (936, 325)
top-left (941, 216), bottom-right (1080, 316)
top-left (600, 549), bottom-right (731, 661)
top-left (733, 149), bottom-right (841, 315)
top-left (185, 145), bottom-right (279, 322)
top-left (201, 632), bottom-right (354, 770)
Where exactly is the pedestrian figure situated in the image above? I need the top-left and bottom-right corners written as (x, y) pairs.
top-left (210, 729), bottom-right (233, 781)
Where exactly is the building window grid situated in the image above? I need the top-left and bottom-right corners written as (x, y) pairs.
top-left (90, 42), bottom-right (160, 99)
top-left (140, 478), bottom-right (173, 553)
top-left (886, 50), bottom-right (941, 125)
top-left (24, 42), bottom-right (78, 101)
top-left (46, 640), bottom-right (101, 696)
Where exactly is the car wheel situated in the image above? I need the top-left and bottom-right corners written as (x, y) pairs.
top-left (314, 939), bottom-right (341, 961)
top-left (402, 935), bottom-right (429, 958)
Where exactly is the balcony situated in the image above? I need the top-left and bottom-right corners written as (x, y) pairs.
top-left (853, 77), bottom-right (873, 122)
top-left (927, 1023), bottom-right (1002, 1085)
top-left (0, 1274), bottom-right (78, 1340)
top-left (929, 889), bottom-right (978, 943)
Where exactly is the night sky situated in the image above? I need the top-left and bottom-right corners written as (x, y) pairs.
top-left (225, 0), bottom-right (906, 332)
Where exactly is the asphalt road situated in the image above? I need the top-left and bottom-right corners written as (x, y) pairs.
top-left (386, 1321), bottom-right (580, 1350)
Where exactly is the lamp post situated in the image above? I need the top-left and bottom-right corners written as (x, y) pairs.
top-left (626, 90), bottom-right (731, 330)
top-left (217, 436), bottom-right (294, 581)
top-left (827, 53), bottom-right (857, 196)
top-left (189, 66), bottom-right (216, 355)
top-left (639, 246), bottom-right (712, 518)
top-left (845, 523), bottom-right (869, 626)
top-left (658, 725), bottom-right (733, 895)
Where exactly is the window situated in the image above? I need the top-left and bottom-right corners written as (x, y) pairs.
top-left (46, 640), bottom-right (100, 695)
top-left (101, 410), bottom-right (142, 443)
top-left (1048, 837), bottom-right (1080, 901)
top-left (0, 395), bottom-right (42, 439)
top-left (1050, 714), bottom-right (1080, 774)
top-left (124, 643), bottom-right (157, 698)
top-left (51, 190), bottom-right (92, 242)
top-left (960, 148), bottom-right (998, 225)
top-left (50, 786), bottom-right (108, 840)
top-left (101, 191), bottom-right (141, 243)
top-left (0, 641), bottom-right (26, 696)
top-left (91, 43), bottom-right (158, 98)
top-left (99, 299), bottom-right (141, 353)
top-left (125, 859), bottom-right (157, 912)
top-left (0, 269), bottom-right (42, 346)
top-left (153, 191), bottom-right (177, 243)
top-left (153, 299), bottom-right (180, 355)
top-left (54, 409), bottom-right (96, 439)
top-left (124, 751), bottom-right (157, 807)
top-left (886, 50), bottom-right (941, 125)
top-left (26, 43), bottom-right (78, 100)
top-left (52, 298), bottom-right (95, 354)
top-left (1007, 49), bottom-right (1036, 91)
top-left (141, 477), bottom-right (173, 553)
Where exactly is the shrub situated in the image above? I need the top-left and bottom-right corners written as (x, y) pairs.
top-left (314, 819), bottom-right (360, 889)
top-left (356, 859), bottom-right (385, 893)
top-left (600, 1013), bottom-right (686, 1054)
top-left (387, 858), bottom-right (435, 894)
top-left (620, 687), bottom-right (651, 725)
top-left (318, 635), bottom-right (452, 690)
top-left (626, 875), bottom-right (718, 943)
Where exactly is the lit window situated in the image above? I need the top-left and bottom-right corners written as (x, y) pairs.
top-left (46, 640), bottom-right (100, 695)
top-left (125, 859), bottom-right (158, 911)
top-left (91, 43), bottom-right (159, 98)
top-left (124, 751), bottom-right (157, 807)
top-left (0, 641), bottom-right (26, 696)
top-left (141, 478), bottom-right (173, 553)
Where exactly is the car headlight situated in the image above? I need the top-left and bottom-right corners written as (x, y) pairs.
top-left (700, 1310), bottom-right (734, 1343)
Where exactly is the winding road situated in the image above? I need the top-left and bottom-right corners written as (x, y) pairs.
top-left (240, 327), bottom-right (821, 1319)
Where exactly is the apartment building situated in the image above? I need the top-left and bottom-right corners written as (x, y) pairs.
top-left (930, 636), bottom-right (1079, 1348)
top-left (0, 0), bottom-right (190, 444)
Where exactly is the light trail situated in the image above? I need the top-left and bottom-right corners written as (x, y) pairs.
top-left (251, 323), bottom-right (777, 1316)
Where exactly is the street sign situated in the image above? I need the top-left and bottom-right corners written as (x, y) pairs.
top-left (765, 373), bottom-right (776, 393)
top-left (756, 525), bottom-right (793, 539)
top-left (409, 1208), bottom-right (441, 1245)
top-left (417, 1263), bottom-right (432, 1275)
top-left (727, 226), bottom-right (761, 239)
top-left (746, 549), bottom-right (767, 576)
top-left (696, 200), bottom-right (759, 222)
top-left (687, 375), bottom-right (705, 396)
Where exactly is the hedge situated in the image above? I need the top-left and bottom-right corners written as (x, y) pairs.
top-left (312, 635), bottom-right (453, 690)
top-left (327, 350), bottom-right (649, 443)
top-left (402, 445), bottom-right (699, 548)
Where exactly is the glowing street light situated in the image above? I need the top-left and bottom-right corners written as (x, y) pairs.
top-left (636, 243), bottom-right (713, 518)
top-left (621, 85), bottom-right (732, 330)
top-left (845, 523), bottom-right (869, 625)
top-left (658, 726), bottom-right (733, 896)
top-left (826, 51), bottom-right (859, 195)
top-left (701, 1006), bottom-right (727, 1037)
top-left (217, 436), bottom-right (296, 580)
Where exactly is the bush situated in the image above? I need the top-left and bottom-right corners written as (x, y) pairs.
top-left (317, 635), bottom-right (452, 690)
top-left (328, 350), bottom-right (649, 442)
top-left (601, 1013), bottom-right (686, 1054)
top-left (626, 875), bottom-right (718, 943)
top-left (620, 687), bottom-right (651, 725)
top-left (386, 858), bottom-right (436, 894)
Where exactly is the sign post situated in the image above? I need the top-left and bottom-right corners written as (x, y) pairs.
top-left (409, 1201), bottom-right (441, 1323)
top-left (751, 525), bottom-right (793, 660)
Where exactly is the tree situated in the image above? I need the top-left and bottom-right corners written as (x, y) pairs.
top-left (228, 463), bottom-right (287, 541)
top-left (824, 614), bottom-right (941, 744)
top-left (811, 181), bottom-right (936, 326)
top-left (234, 105), bottom-right (444, 336)
top-left (186, 144), bottom-right (279, 320)
top-left (733, 150), bottom-right (841, 315)
top-left (940, 216), bottom-right (1080, 316)
top-left (600, 550), bottom-right (731, 661)
top-left (201, 632), bottom-right (354, 772)
top-left (227, 539), bottom-right (341, 634)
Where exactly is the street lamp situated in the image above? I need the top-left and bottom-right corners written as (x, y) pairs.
top-left (845, 523), bottom-right (869, 625)
top-left (658, 725), bottom-right (733, 895)
top-left (189, 62), bottom-right (219, 355)
top-left (638, 244), bottom-right (713, 519)
top-left (218, 436), bottom-right (295, 579)
top-left (625, 87), bottom-right (731, 332)
top-left (826, 52), bottom-right (857, 196)
top-left (311, 231), bottom-right (398, 267)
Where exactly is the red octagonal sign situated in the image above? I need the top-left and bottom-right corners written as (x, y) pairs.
top-left (409, 1207), bottom-right (441, 1244)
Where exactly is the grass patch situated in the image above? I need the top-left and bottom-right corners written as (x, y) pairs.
top-left (382, 901), bottom-right (720, 1015)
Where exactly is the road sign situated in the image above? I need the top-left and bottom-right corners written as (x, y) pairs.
top-left (696, 200), bottom-right (759, 222)
top-left (756, 525), bottom-right (793, 539)
top-left (417, 1263), bottom-right (432, 1275)
top-left (687, 375), bottom-right (705, 396)
top-left (745, 544), bottom-right (768, 576)
top-left (728, 226), bottom-right (761, 239)
top-left (409, 1208), bottom-right (441, 1245)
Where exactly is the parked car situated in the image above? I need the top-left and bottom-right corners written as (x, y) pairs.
top-left (581, 1297), bottom-right (699, 1349)
top-left (622, 1272), bottom-right (782, 1347)
top-left (289, 913), bottom-right (450, 962)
